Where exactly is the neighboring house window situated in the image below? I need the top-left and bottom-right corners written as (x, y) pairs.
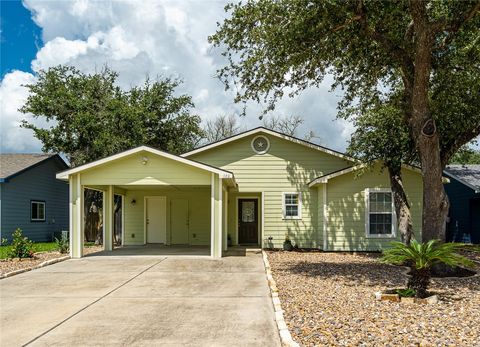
top-left (365, 189), bottom-right (395, 237)
top-left (31, 201), bottom-right (46, 222)
top-left (283, 192), bottom-right (302, 219)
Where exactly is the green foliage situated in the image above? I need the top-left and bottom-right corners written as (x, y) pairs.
top-left (21, 65), bottom-right (204, 166)
top-left (8, 229), bottom-right (34, 259)
top-left (55, 234), bottom-right (69, 254)
top-left (383, 240), bottom-right (473, 297)
top-left (449, 145), bottom-right (480, 165)
top-left (396, 288), bottom-right (416, 298)
top-left (382, 240), bottom-right (473, 270)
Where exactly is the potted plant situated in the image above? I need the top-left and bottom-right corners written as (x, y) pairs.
top-left (227, 234), bottom-right (232, 247)
top-left (381, 240), bottom-right (473, 298)
top-left (283, 235), bottom-right (293, 251)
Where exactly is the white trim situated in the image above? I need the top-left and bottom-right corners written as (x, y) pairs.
top-left (364, 188), bottom-right (397, 239)
top-left (251, 135), bottom-right (270, 154)
top-left (56, 145), bottom-right (235, 180)
top-left (121, 194), bottom-right (125, 247)
top-left (210, 173), bottom-right (215, 258)
top-left (261, 191), bottom-right (265, 248)
top-left (182, 127), bottom-right (355, 162)
top-left (309, 162), bottom-right (424, 187)
top-left (217, 177), bottom-right (223, 257)
top-left (235, 196), bottom-right (261, 245)
top-left (69, 176), bottom-right (73, 257)
top-left (322, 184), bottom-right (328, 251)
top-left (223, 189), bottom-right (229, 252)
top-left (30, 201), bottom-right (46, 221)
top-left (77, 174), bottom-right (83, 258)
top-left (282, 192), bottom-right (302, 220)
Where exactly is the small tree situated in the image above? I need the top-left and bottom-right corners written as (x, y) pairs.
top-left (203, 114), bottom-right (243, 143)
top-left (382, 240), bottom-right (473, 298)
top-left (262, 114), bottom-right (320, 142)
top-left (8, 229), bottom-right (34, 259)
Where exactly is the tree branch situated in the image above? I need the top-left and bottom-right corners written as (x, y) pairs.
top-left (354, 0), bottom-right (414, 90)
top-left (433, 2), bottom-right (480, 50)
top-left (441, 124), bottom-right (480, 166)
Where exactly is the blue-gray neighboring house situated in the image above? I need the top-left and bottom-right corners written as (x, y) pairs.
top-left (0, 153), bottom-right (69, 242)
top-left (444, 164), bottom-right (480, 244)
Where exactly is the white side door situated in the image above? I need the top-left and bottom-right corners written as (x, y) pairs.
top-left (146, 197), bottom-right (167, 243)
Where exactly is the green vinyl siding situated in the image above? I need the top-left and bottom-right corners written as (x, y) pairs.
top-left (80, 151), bottom-right (211, 186)
top-left (189, 132), bottom-right (423, 251)
top-left (123, 187), bottom-right (211, 246)
top-left (189, 133), bottom-right (353, 248)
top-left (326, 164), bottom-right (423, 251)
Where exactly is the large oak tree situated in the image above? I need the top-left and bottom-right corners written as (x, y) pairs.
top-left (210, 0), bottom-right (480, 241)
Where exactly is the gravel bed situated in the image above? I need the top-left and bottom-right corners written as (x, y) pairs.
top-left (267, 250), bottom-right (480, 347)
top-left (0, 252), bottom-right (67, 276)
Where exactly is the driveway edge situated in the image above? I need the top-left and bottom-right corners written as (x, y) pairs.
top-left (0, 255), bottom-right (70, 279)
top-left (262, 250), bottom-right (300, 347)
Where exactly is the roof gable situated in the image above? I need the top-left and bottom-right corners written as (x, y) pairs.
top-left (0, 153), bottom-right (67, 182)
top-left (444, 165), bottom-right (480, 193)
top-left (182, 127), bottom-right (356, 162)
top-left (56, 146), bottom-right (236, 183)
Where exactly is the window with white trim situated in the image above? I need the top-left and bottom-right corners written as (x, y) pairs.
top-left (283, 193), bottom-right (301, 219)
top-left (366, 189), bottom-right (395, 237)
top-left (31, 201), bottom-right (46, 222)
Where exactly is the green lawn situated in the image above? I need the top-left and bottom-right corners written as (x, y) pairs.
top-left (0, 242), bottom-right (58, 259)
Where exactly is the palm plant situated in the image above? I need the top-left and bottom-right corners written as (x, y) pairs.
top-left (382, 240), bottom-right (473, 298)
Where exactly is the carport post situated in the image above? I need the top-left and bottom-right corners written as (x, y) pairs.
top-left (103, 185), bottom-right (114, 251)
top-left (211, 173), bottom-right (223, 258)
top-left (69, 173), bottom-right (84, 258)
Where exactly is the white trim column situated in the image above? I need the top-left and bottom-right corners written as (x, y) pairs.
top-left (223, 188), bottom-right (228, 252)
top-left (323, 183), bottom-right (328, 251)
top-left (210, 173), bottom-right (215, 257)
top-left (104, 185), bottom-right (114, 251)
top-left (70, 173), bottom-right (84, 258)
top-left (217, 177), bottom-right (223, 257)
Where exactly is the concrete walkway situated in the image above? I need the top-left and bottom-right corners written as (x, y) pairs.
top-left (0, 253), bottom-right (281, 347)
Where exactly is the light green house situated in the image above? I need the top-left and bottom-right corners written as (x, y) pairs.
top-left (57, 127), bottom-right (423, 258)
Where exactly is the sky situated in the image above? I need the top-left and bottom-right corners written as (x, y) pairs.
top-left (0, 0), bottom-right (354, 154)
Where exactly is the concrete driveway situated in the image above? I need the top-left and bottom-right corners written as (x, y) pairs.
top-left (0, 253), bottom-right (281, 347)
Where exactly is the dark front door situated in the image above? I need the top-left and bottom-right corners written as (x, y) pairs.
top-left (238, 199), bottom-right (258, 244)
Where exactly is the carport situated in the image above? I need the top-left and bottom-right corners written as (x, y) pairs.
top-left (56, 146), bottom-right (237, 258)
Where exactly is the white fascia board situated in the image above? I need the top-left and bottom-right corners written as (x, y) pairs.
top-left (182, 127), bottom-right (357, 162)
top-left (56, 146), bottom-right (234, 181)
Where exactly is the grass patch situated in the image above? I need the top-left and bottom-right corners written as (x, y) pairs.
top-left (0, 242), bottom-right (58, 259)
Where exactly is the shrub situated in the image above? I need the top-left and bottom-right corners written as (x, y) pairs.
top-left (8, 229), bottom-right (34, 259)
top-left (382, 240), bottom-right (473, 298)
top-left (55, 234), bottom-right (69, 254)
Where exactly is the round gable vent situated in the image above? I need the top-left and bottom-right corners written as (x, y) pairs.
top-left (251, 135), bottom-right (270, 154)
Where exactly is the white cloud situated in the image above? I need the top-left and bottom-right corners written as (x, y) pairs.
top-left (0, 70), bottom-right (43, 152)
top-left (1, 0), bottom-right (352, 154)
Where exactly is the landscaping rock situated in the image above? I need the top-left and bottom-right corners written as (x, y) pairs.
top-left (267, 250), bottom-right (480, 347)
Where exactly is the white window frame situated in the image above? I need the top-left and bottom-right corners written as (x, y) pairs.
top-left (282, 192), bottom-right (302, 220)
top-left (365, 188), bottom-right (396, 238)
top-left (31, 200), bottom-right (46, 222)
top-left (251, 135), bottom-right (270, 155)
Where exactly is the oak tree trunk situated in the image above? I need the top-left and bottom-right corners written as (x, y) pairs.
top-left (409, 2), bottom-right (449, 241)
top-left (388, 167), bottom-right (414, 244)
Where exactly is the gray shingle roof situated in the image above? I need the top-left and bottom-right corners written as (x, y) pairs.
top-left (444, 164), bottom-right (480, 192)
top-left (0, 153), bottom-right (55, 180)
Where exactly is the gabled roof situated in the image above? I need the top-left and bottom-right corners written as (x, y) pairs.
top-left (56, 146), bottom-right (237, 185)
top-left (444, 165), bottom-right (480, 193)
top-left (308, 162), bottom-right (423, 187)
top-left (0, 153), bottom-right (67, 183)
top-left (181, 127), bottom-right (357, 162)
